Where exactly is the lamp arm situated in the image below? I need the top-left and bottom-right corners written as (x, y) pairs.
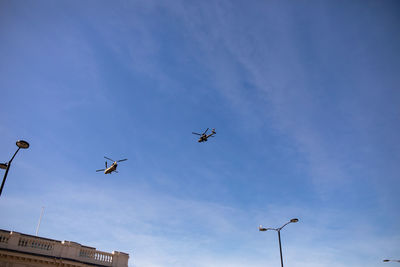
top-left (9, 148), bottom-right (21, 164)
top-left (279, 221), bottom-right (292, 231)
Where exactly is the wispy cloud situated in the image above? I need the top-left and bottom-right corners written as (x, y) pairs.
top-left (3, 178), bottom-right (397, 267)
top-left (156, 1), bottom-right (400, 200)
top-left (1, 1), bottom-right (399, 267)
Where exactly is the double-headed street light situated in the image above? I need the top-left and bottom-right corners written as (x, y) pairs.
top-left (259, 218), bottom-right (299, 267)
top-left (384, 259), bottom-right (400, 263)
top-left (0, 140), bottom-right (30, 197)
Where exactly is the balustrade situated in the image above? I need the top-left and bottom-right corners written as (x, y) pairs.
top-left (0, 233), bottom-right (9, 244)
top-left (79, 248), bottom-right (113, 263)
top-left (18, 237), bottom-right (53, 251)
top-left (0, 230), bottom-right (128, 267)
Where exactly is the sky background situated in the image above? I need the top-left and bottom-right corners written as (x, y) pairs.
top-left (1, 1), bottom-right (400, 266)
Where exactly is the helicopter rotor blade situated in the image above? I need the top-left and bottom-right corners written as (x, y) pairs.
top-left (203, 128), bottom-right (209, 135)
top-left (117, 159), bottom-right (128, 162)
top-left (96, 169), bottom-right (105, 172)
top-left (104, 156), bottom-right (115, 162)
top-left (192, 132), bottom-right (201, 136)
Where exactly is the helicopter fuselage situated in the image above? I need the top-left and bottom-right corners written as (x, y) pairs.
top-left (197, 132), bottom-right (215, 142)
top-left (104, 162), bottom-right (118, 174)
top-left (198, 135), bottom-right (208, 142)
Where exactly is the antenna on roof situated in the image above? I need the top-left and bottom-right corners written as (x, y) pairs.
top-left (35, 207), bottom-right (45, 236)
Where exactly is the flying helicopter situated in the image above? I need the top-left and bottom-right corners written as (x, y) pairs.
top-left (96, 156), bottom-right (127, 174)
top-left (192, 128), bottom-right (216, 143)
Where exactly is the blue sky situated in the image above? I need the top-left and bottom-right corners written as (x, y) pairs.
top-left (1, 1), bottom-right (399, 266)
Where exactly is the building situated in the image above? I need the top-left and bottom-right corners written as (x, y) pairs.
top-left (0, 230), bottom-right (129, 267)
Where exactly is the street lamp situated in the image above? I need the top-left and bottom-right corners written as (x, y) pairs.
top-left (384, 259), bottom-right (400, 263)
top-left (0, 140), bottom-right (30, 197)
top-left (259, 218), bottom-right (299, 267)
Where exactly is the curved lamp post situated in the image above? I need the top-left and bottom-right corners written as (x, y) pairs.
top-left (0, 140), bottom-right (30, 197)
top-left (384, 260), bottom-right (400, 263)
top-left (259, 218), bottom-right (299, 267)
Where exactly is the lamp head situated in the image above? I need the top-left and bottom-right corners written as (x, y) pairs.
top-left (258, 225), bottom-right (267, 231)
top-left (16, 140), bottom-right (29, 149)
top-left (290, 218), bottom-right (299, 223)
top-left (0, 163), bottom-right (7, 170)
top-left (383, 260), bottom-right (390, 262)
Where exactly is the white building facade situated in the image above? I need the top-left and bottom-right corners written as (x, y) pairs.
top-left (0, 230), bottom-right (129, 267)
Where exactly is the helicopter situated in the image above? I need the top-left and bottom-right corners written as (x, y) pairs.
top-left (96, 156), bottom-right (127, 174)
top-left (192, 128), bottom-right (216, 142)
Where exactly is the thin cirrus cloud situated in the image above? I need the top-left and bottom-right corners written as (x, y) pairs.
top-left (1, 1), bottom-right (399, 267)
top-left (3, 178), bottom-right (395, 267)
top-left (169, 1), bottom-right (400, 196)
